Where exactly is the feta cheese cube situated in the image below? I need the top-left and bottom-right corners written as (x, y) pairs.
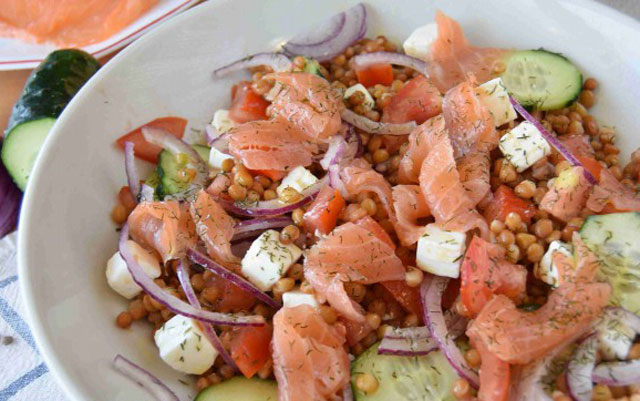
top-left (154, 315), bottom-right (218, 374)
top-left (241, 230), bottom-right (302, 291)
top-left (276, 166), bottom-right (319, 197)
top-left (416, 224), bottom-right (466, 278)
top-left (344, 83), bottom-right (375, 109)
top-left (211, 109), bottom-right (236, 134)
top-left (106, 241), bottom-right (161, 299)
top-left (476, 78), bottom-right (517, 127)
top-left (535, 240), bottom-right (573, 287)
top-left (208, 147), bottom-right (233, 169)
top-left (282, 290), bottom-right (319, 309)
top-left (499, 121), bottom-right (552, 172)
top-left (596, 309), bottom-right (635, 360)
top-left (403, 23), bottom-right (439, 60)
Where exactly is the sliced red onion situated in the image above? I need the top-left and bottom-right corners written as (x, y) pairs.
top-left (343, 383), bottom-right (354, 401)
top-left (420, 275), bottom-right (479, 388)
top-left (210, 133), bottom-right (230, 154)
top-left (231, 239), bottom-right (253, 258)
top-left (112, 355), bottom-right (179, 401)
top-left (320, 135), bottom-right (349, 170)
top-left (509, 96), bottom-right (597, 185)
top-left (605, 306), bottom-right (640, 334)
top-left (232, 216), bottom-right (292, 241)
top-left (341, 109), bottom-right (417, 135)
top-left (142, 127), bottom-right (209, 197)
top-left (176, 260), bottom-right (238, 371)
top-left (0, 160), bottom-right (21, 237)
top-left (328, 164), bottom-right (348, 197)
top-left (282, 3), bottom-right (367, 62)
top-left (344, 123), bottom-right (363, 157)
top-left (592, 359), bottom-right (640, 386)
top-left (353, 52), bottom-right (429, 77)
top-left (217, 178), bottom-right (326, 217)
top-left (510, 351), bottom-right (559, 401)
top-left (379, 326), bottom-right (437, 356)
top-left (187, 248), bottom-right (280, 309)
top-left (139, 184), bottom-right (155, 203)
top-left (124, 142), bottom-right (140, 201)
top-left (566, 334), bottom-right (598, 401)
top-left (119, 223), bottom-right (264, 326)
top-left (205, 125), bottom-right (219, 145)
top-left (213, 52), bottom-right (292, 78)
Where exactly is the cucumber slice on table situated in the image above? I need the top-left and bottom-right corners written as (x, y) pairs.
top-left (1, 49), bottom-right (99, 190)
top-left (501, 49), bottom-right (582, 111)
top-left (351, 342), bottom-right (459, 401)
top-left (157, 145), bottom-right (210, 197)
top-left (194, 376), bottom-right (278, 401)
top-left (579, 212), bottom-right (640, 314)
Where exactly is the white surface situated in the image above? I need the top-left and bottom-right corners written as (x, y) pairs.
top-left (16, 0), bottom-right (640, 400)
top-left (0, 0), bottom-right (198, 71)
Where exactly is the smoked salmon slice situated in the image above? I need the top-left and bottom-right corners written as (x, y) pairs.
top-left (127, 201), bottom-right (197, 262)
top-left (272, 304), bottom-right (350, 401)
top-left (587, 167), bottom-right (640, 213)
top-left (341, 161), bottom-right (397, 224)
top-left (397, 115), bottom-right (448, 184)
top-left (391, 184), bottom-right (431, 247)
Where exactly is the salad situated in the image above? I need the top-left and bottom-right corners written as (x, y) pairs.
top-left (105, 4), bottom-right (640, 401)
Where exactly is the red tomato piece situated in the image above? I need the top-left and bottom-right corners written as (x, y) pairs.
top-left (381, 75), bottom-right (443, 124)
top-left (249, 169), bottom-right (286, 181)
top-left (229, 81), bottom-right (270, 123)
top-left (483, 185), bottom-right (537, 224)
top-left (118, 186), bottom-right (136, 211)
top-left (303, 186), bottom-right (346, 235)
top-left (380, 280), bottom-right (422, 318)
top-left (203, 274), bottom-right (257, 313)
top-left (115, 117), bottom-right (187, 164)
top-left (355, 63), bottom-right (394, 87)
top-left (230, 324), bottom-right (273, 378)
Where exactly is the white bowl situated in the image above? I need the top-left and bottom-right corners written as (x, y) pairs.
top-left (17, 0), bottom-right (640, 400)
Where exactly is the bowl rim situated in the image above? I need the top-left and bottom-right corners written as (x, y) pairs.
top-left (16, 0), bottom-right (640, 400)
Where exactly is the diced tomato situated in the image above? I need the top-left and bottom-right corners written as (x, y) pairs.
top-left (203, 274), bottom-right (257, 313)
top-left (341, 316), bottom-right (374, 346)
top-left (380, 280), bottom-right (422, 318)
top-left (355, 216), bottom-right (395, 249)
top-left (576, 155), bottom-right (603, 181)
top-left (469, 332), bottom-right (510, 401)
top-left (115, 117), bottom-right (187, 164)
top-left (460, 236), bottom-right (527, 317)
top-left (303, 186), bottom-right (346, 235)
top-left (230, 323), bottom-right (273, 378)
top-left (355, 63), bottom-right (394, 87)
top-left (484, 185), bottom-right (537, 224)
top-left (381, 75), bottom-right (443, 124)
top-left (229, 81), bottom-right (270, 123)
top-left (118, 186), bottom-right (137, 211)
top-left (249, 169), bottom-right (286, 181)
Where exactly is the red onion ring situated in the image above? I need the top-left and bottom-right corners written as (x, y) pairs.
top-left (341, 109), bottom-right (417, 135)
top-left (139, 184), bottom-right (155, 203)
top-left (509, 96), bottom-right (597, 185)
top-left (187, 248), bottom-right (281, 309)
top-left (605, 306), bottom-right (640, 334)
top-left (124, 141), bottom-right (140, 201)
top-left (0, 159), bottom-right (20, 237)
top-left (320, 135), bottom-right (349, 170)
top-left (119, 223), bottom-right (264, 326)
top-left (343, 383), bottom-right (354, 401)
top-left (205, 125), bottom-right (219, 145)
top-left (379, 326), bottom-right (437, 356)
top-left (232, 216), bottom-right (292, 241)
top-left (210, 133), bottom-right (230, 154)
top-left (592, 359), bottom-right (640, 386)
top-left (353, 52), bottom-right (429, 77)
top-left (510, 351), bottom-right (559, 401)
top-left (176, 260), bottom-right (238, 371)
top-left (344, 123), bottom-right (363, 157)
top-left (112, 354), bottom-right (179, 401)
top-left (283, 3), bottom-right (367, 62)
top-left (566, 334), bottom-right (598, 401)
top-left (216, 178), bottom-right (326, 217)
top-left (420, 275), bottom-right (479, 388)
top-left (328, 164), bottom-right (348, 198)
top-left (213, 52), bottom-right (292, 78)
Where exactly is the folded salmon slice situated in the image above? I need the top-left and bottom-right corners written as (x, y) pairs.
top-left (341, 161), bottom-right (397, 224)
top-left (272, 305), bottom-right (350, 401)
top-left (127, 201), bottom-right (197, 262)
top-left (398, 115), bottom-right (448, 184)
top-left (391, 184), bottom-right (431, 247)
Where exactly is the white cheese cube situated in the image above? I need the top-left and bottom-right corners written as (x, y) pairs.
top-left (596, 309), bottom-right (635, 360)
top-left (344, 83), bottom-right (375, 109)
top-left (403, 23), bottom-right (439, 60)
top-left (282, 290), bottom-right (319, 309)
top-left (241, 230), bottom-right (302, 291)
top-left (211, 109), bottom-right (236, 134)
top-left (499, 121), bottom-right (552, 172)
top-left (154, 315), bottom-right (218, 375)
top-left (416, 224), bottom-right (466, 278)
top-left (208, 147), bottom-right (233, 169)
top-left (535, 240), bottom-right (573, 287)
top-left (106, 241), bottom-right (161, 299)
top-left (476, 78), bottom-right (517, 127)
top-left (276, 166), bottom-right (318, 197)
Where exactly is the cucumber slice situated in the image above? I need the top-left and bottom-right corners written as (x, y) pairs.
top-left (579, 212), bottom-right (640, 313)
top-left (157, 145), bottom-right (210, 197)
top-left (501, 49), bottom-right (582, 111)
top-left (1, 118), bottom-right (56, 190)
top-left (351, 343), bottom-right (459, 401)
top-left (194, 377), bottom-right (278, 401)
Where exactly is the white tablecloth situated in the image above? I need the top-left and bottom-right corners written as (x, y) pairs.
top-left (0, 1), bottom-right (636, 400)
